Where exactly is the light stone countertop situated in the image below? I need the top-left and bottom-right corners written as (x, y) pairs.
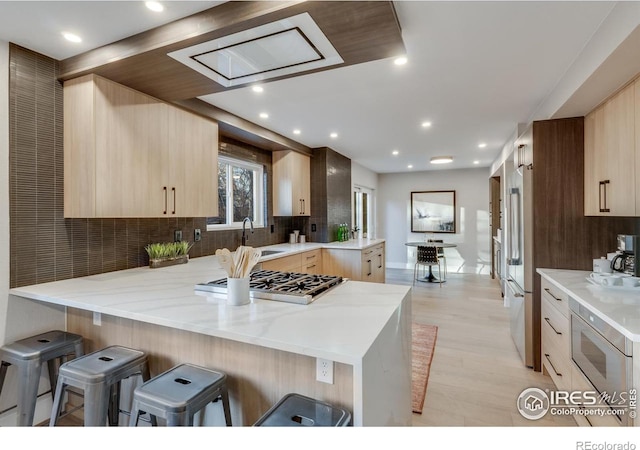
top-left (225, 239), bottom-right (386, 263)
top-left (319, 238), bottom-right (385, 250)
top-left (9, 252), bottom-right (408, 366)
top-left (537, 268), bottom-right (640, 341)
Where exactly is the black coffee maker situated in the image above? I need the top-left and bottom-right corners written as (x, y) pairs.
top-left (611, 234), bottom-right (640, 276)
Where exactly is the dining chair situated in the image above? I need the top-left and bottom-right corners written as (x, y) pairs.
top-left (428, 239), bottom-right (447, 280)
top-left (414, 246), bottom-right (442, 287)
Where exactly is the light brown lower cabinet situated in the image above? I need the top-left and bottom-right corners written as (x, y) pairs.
top-left (260, 250), bottom-right (322, 274)
top-left (321, 244), bottom-right (385, 283)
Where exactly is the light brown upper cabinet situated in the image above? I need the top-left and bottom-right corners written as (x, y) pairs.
top-left (584, 80), bottom-right (635, 216)
top-left (64, 74), bottom-right (218, 218)
top-left (272, 150), bottom-right (311, 216)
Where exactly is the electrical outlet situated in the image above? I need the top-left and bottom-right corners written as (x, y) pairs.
top-left (93, 312), bottom-right (101, 326)
top-left (174, 230), bottom-right (182, 242)
top-left (312, 224), bottom-right (317, 232)
top-left (316, 358), bottom-right (334, 384)
top-left (194, 228), bottom-right (201, 242)
top-left (270, 224), bottom-right (274, 233)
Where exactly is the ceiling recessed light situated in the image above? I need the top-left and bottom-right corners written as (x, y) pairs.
top-left (330, 132), bottom-right (338, 139)
top-left (430, 156), bottom-right (453, 164)
top-left (146, 1), bottom-right (164, 12)
top-left (407, 164), bottom-right (413, 169)
top-left (259, 112), bottom-right (269, 119)
top-left (293, 129), bottom-right (301, 135)
top-left (478, 143), bottom-right (487, 148)
top-left (392, 150), bottom-right (399, 156)
top-left (252, 85), bottom-right (264, 93)
top-left (421, 121), bottom-right (432, 128)
top-left (473, 160), bottom-right (480, 165)
top-left (394, 56), bottom-right (408, 66)
top-left (62, 32), bottom-right (82, 43)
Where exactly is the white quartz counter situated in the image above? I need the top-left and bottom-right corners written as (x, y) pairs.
top-left (537, 268), bottom-right (640, 341)
top-left (9, 253), bottom-right (408, 366)
top-left (320, 238), bottom-right (385, 250)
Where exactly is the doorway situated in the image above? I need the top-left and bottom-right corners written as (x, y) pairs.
top-left (353, 186), bottom-right (374, 239)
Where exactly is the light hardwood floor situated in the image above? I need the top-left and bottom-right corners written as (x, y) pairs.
top-left (385, 268), bottom-right (576, 427)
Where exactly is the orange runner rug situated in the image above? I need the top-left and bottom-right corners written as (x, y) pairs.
top-left (412, 323), bottom-right (438, 414)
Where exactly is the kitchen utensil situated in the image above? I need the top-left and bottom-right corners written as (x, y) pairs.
top-left (246, 249), bottom-right (262, 275)
top-left (234, 248), bottom-right (246, 278)
top-left (215, 249), bottom-right (234, 277)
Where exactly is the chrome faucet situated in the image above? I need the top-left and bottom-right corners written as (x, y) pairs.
top-left (241, 217), bottom-right (254, 246)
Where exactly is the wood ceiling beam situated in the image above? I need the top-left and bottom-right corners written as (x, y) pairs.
top-left (58, 1), bottom-right (404, 102)
top-left (59, 1), bottom-right (304, 81)
top-left (175, 98), bottom-right (313, 156)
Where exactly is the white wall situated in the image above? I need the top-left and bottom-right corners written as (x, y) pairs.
top-left (352, 161), bottom-right (378, 191)
top-left (378, 168), bottom-right (491, 274)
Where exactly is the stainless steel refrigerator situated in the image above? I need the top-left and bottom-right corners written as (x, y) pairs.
top-left (505, 152), bottom-right (534, 368)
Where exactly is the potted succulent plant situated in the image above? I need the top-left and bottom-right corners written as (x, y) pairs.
top-left (145, 241), bottom-right (194, 269)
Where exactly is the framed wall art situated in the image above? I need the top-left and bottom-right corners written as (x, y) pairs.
top-left (411, 190), bottom-right (456, 233)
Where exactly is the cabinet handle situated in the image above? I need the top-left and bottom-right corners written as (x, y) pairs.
top-left (378, 254), bottom-right (382, 269)
top-left (307, 264), bottom-right (316, 269)
top-left (163, 187), bottom-right (168, 214)
top-left (367, 259), bottom-right (372, 276)
top-left (599, 180), bottom-right (610, 213)
top-left (544, 353), bottom-right (562, 377)
top-left (299, 199), bottom-right (303, 215)
top-left (544, 317), bottom-right (562, 335)
top-left (302, 198), bottom-right (305, 214)
top-left (306, 255), bottom-right (315, 259)
top-left (172, 187), bottom-right (176, 215)
top-left (544, 288), bottom-right (562, 302)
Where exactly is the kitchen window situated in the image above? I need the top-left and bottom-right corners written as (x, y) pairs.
top-left (207, 156), bottom-right (265, 230)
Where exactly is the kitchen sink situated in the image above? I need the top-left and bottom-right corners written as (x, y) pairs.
top-left (261, 250), bottom-right (284, 256)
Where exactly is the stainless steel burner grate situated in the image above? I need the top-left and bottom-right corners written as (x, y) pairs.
top-left (195, 269), bottom-right (345, 304)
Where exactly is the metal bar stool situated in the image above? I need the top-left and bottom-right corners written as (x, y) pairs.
top-left (254, 393), bottom-right (351, 427)
top-left (129, 363), bottom-right (232, 427)
top-left (49, 345), bottom-right (150, 427)
top-left (0, 330), bottom-right (84, 426)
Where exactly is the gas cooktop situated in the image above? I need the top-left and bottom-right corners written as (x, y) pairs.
top-left (195, 270), bottom-right (346, 305)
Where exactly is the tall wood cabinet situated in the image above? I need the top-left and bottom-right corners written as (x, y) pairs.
top-left (272, 150), bottom-right (311, 216)
top-left (584, 80), bottom-right (636, 216)
top-left (64, 74), bottom-right (218, 218)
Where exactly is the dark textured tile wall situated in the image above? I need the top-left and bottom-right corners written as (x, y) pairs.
top-left (8, 44), bottom-right (293, 288)
top-left (309, 147), bottom-right (352, 243)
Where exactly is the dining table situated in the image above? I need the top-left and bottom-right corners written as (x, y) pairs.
top-left (405, 241), bottom-right (457, 283)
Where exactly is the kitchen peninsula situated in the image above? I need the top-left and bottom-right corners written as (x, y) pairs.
top-left (8, 242), bottom-right (411, 426)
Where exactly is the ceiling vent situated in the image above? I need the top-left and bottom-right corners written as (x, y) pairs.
top-left (168, 12), bottom-right (344, 88)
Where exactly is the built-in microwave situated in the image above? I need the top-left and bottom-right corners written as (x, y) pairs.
top-left (570, 298), bottom-right (633, 425)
